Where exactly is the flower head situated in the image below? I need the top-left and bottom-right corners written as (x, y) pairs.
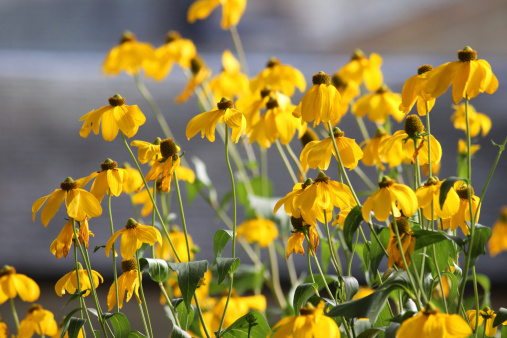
top-left (458, 139), bottom-right (481, 157)
top-left (209, 50), bottom-right (249, 102)
top-left (176, 55), bottom-right (212, 103)
top-left (360, 128), bottom-right (391, 170)
top-left (352, 84), bottom-right (405, 123)
top-left (86, 159), bottom-right (128, 203)
top-left (416, 177), bottom-right (460, 221)
top-left (451, 103), bottom-right (491, 137)
top-left (399, 64), bottom-right (436, 115)
top-left (330, 73), bottom-right (360, 122)
top-left (331, 207), bottom-right (351, 230)
top-left (79, 94), bottom-right (146, 141)
top-left (32, 177), bottom-right (102, 226)
top-left (0, 266), bottom-right (40, 304)
top-left (186, 97), bottom-right (246, 143)
top-left (156, 227), bottom-right (195, 262)
top-left (55, 266), bottom-right (103, 297)
top-left (467, 307), bottom-right (506, 337)
top-left (442, 183), bottom-right (480, 236)
top-left (122, 163), bottom-right (144, 195)
top-left (250, 57), bottom-right (306, 97)
top-left (236, 218), bottom-right (279, 247)
top-left (187, 0), bottom-right (247, 30)
top-left (209, 292), bottom-right (266, 331)
top-left (105, 218), bottom-right (162, 259)
top-left (107, 258), bottom-right (141, 311)
top-left (386, 216), bottom-right (416, 270)
top-left (286, 216), bottom-right (319, 259)
top-left (50, 218), bottom-right (94, 259)
top-left (131, 138), bottom-right (162, 164)
top-left (338, 49), bottom-right (383, 91)
top-left (489, 207), bottom-right (507, 256)
top-left (17, 304), bottom-right (58, 338)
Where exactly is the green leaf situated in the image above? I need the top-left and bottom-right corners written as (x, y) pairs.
top-left (216, 257), bottom-right (240, 285)
top-left (59, 308), bottom-right (85, 338)
top-left (94, 245), bottom-right (105, 253)
top-left (456, 154), bottom-right (468, 179)
top-left (128, 331), bottom-right (147, 338)
top-left (357, 329), bottom-right (381, 338)
top-left (370, 225), bottom-right (389, 274)
top-left (93, 330), bottom-right (100, 338)
top-left (470, 224), bottom-right (492, 265)
top-left (344, 205), bottom-right (363, 251)
top-left (171, 299), bottom-right (195, 331)
top-left (224, 264), bottom-right (266, 294)
top-left (340, 276), bottom-right (359, 301)
top-left (439, 177), bottom-right (464, 209)
top-left (493, 307), bottom-right (507, 327)
top-left (65, 290), bottom-right (90, 306)
top-left (293, 283), bottom-right (318, 315)
top-left (221, 310), bottom-right (270, 338)
top-left (171, 326), bottom-right (192, 338)
top-left (168, 260), bottom-right (209, 312)
top-left (492, 139), bottom-right (506, 150)
top-left (440, 272), bottom-right (459, 312)
top-left (192, 156), bottom-right (212, 187)
top-left (67, 318), bottom-right (85, 338)
top-left (139, 258), bottom-right (170, 283)
top-left (302, 274), bottom-right (338, 294)
top-left (412, 230), bottom-right (464, 251)
top-left (105, 313), bottom-right (131, 338)
top-left (473, 273), bottom-right (491, 308)
top-left (213, 230), bottom-right (233, 266)
top-left (186, 179), bottom-right (204, 205)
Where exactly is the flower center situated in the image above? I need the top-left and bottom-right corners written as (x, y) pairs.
top-left (312, 72), bottom-right (330, 85)
top-left (266, 97), bottom-right (279, 109)
top-left (290, 216), bottom-right (305, 230)
top-left (302, 178), bottom-right (314, 189)
top-left (351, 49), bottom-right (365, 61)
top-left (458, 46), bottom-right (477, 62)
top-left (0, 266), bottom-right (15, 278)
top-left (456, 184), bottom-right (474, 200)
top-left (373, 127), bottom-right (387, 138)
top-left (376, 84), bottom-right (388, 94)
top-left (119, 31), bottom-right (136, 44)
top-left (165, 31), bottom-right (181, 43)
top-left (300, 128), bottom-right (319, 148)
top-left (28, 304), bottom-right (42, 314)
top-left (378, 176), bottom-right (395, 188)
top-left (190, 56), bottom-right (204, 75)
top-left (217, 97), bottom-right (234, 110)
top-left (391, 216), bottom-right (411, 235)
top-left (299, 306), bottom-right (317, 315)
top-left (331, 74), bottom-right (346, 88)
top-left (260, 86), bottom-right (271, 98)
top-left (423, 176), bottom-right (439, 187)
top-left (125, 218), bottom-right (138, 230)
top-left (332, 127), bottom-right (345, 138)
top-left (108, 94), bottom-right (125, 107)
top-left (101, 159), bottom-right (118, 171)
top-left (60, 177), bottom-right (77, 191)
top-left (266, 57), bottom-right (280, 68)
top-left (160, 138), bottom-right (178, 158)
top-left (417, 64), bottom-right (433, 75)
top-left (314, 171), bottom-right (330, 184)
top-left (121, 258), bottom-right (138, 272)
top-left (404, 115), bottom-right (424, 136)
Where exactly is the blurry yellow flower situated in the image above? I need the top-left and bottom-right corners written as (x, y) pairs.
top-left (399, 65), bottom-right (436, 115)
top-left (331, 207), bottom-right (351, 230)
top-left (286, 217), bottom-right (319, 259)
top-left (186, 97), bottom-right (246, 143)
top-left (17, 304), bottom-right (58, 338)
top-left (273, 182), bottom-right (306, 219)
top-left (105, 218), bottom-right (162, 259)
top-left (236, 218), bottom-right (279, 247)
top-left (86, 159), bottom-right (128, 203)
top-left (145, 138), bottom-right (182, 193)
top-left (330, 73), bottom-right (360, 122)
top-left (352, 85), bottom-right (405, 124)
top-left (293, 72), bottom-right (342, 127)
top-left (32, 177), bottom-right (102, 227)
top-left (0, 266), bottom-right (39, 305)
top-left (360, 128), bottom-right (390, 170)
top-left (50, 218), bottom-right (94, 259)
top-left (55, 267), bottom-right (103, 297)
top-left (209, 292), bottom-right (266, 330)
top-left (122, 165), bottom-right (144, 195)
top-left (102, 31), bottom-right (155, 76)
top-left (156, 227), bottom-right (194, 262)
top-left (270, 302), bottom-right (340, 338)
top-left (416, 177), bottom-right (459, 221)
top-left (209, 50), bottom-right (249, 102)
top-left (362, 176), bottom-right (418, 222)
top-left (79, 94), bottom-right (146, 142)
top-left (442, 183), bottom-right (480, 236)
top-left (352, 286), bottom-right (374, 300)
top-left (397, 306), bottom-right (471, 338)
top-left (107, 258), bottom-right (140, 311)
top-left (131, 138), bottom-right (162, 164)
top-left (467, 308), bottom-right (506, 337)
top-left (132, 188), bottom-right (155, 217)
top-left (188, 0), bottom-right (247, 29)
top-left (422, 161), bottom-right (441, 177)
top-left (424, 46), bottom-right (498, 104)
top-left (451, 103), bottom-right (491, 137)
top-left (386, 217), bottom-right (415, 270)
top-left (300, 127), bottom-right (363, 171)
top-left (144, 31), bottom-right (197, 81)
top-left (0, 316), bottom-right (7, 338)
top-left (53, 325), bottom-right (84, 338)
top-left (338, 49), bottom-right (383, 92)
top-left (162, 270), bottom-right (213, 309)
top-left (250, 57), bottom-right (306, 97)
top-left (458, 139), bottom-right (480, 156)
top-left (378, 115), bottom-right (442, 167)
top-left (489, 207), bottom-right (507, 256)
top-left (176, 55), bottom-right (211, 103)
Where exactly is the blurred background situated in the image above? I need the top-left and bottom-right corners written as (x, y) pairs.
top-left (1, 0), bottom-right (506, 333)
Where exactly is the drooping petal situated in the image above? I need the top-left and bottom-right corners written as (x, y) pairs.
top-left (40, 190), bottom-right (66, 227)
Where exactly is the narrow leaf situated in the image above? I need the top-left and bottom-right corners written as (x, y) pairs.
top-left (340, 276), bottom-right (359, 301)
top-left (412, 230), bottom-right (464, 250)
top-left (139, 258), bottom-right (169, 283)
top-left (213, 230), bottom-right (233, 266)
top-left (172, 299), bottom-right (195, 331)
top-left (221, 311), bottom-right (270, 338)
top-left (59, 308), bottom-right (85, 338)
top-left (344, 205), bottom-right (363, 251)
top-left (439, 177), bottom-right (464, 209)
top-left (168, 260), bottom-right (209, 312)
top-left (493, 307), bottom-right (507, 327)
top-left (293, 283), bottom-right (318, 315)
top-left (171, 326), bottom-right (192, 338)
top-left (106, 313), bottom-right (131, 338)
top-left (128, 331), bottom-right (147, 338)
top-left (469, 224), bottom-right (492, 265)
top-left (216, 257), bottom-right (240, 285)
top-left (67, 318), bottom-right (85, 338)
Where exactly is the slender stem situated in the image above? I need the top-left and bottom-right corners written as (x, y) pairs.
top-left (151, 177), bottom-right (157, 258)
top-left (159, 282), bottom-right (181, 328)
top-left (267, 244), bottom-right (287, 308)
top-left (136, 252), bottom-right (153, 338)
top-left (173, 170), bottom-right (192, 261)
top-left (129, 194), bottom-right (143, 223)
top-left (194, 295), bottom-right (211, 338)
top-left (472, 266), bottom-right (480, 336)
top-left (306, 240), bottom-right (318, 290)
top-left (305, 232), bottom-right (335, 301)
top-left (432, 244), bottom-right (449, 313)
top-left (286, 143), bottom-right (306, 180)
top-left (353, 166), bottom-right (376, 191)
top-left (260, 147), bottom-right (269, 196)
top-left (355, 116), bottom-right (370, 142)
top-left (229, 26), bottom-right (249, 77)
top-left (137, 301), bottom-right (150, 338)
top-left (9, 298), bottom-right (19, 329)
top-left (465, 97), bottom-right (472, 180)
top-left (347, 231), bottom-right (359, 276)
top-left (276, 140), bottom-right (298, 184)
top-left (107, 191), bottom-right (120, 313)
top-left (73, 230), bottom-right (93, 334)
top-left (323, 211), bottom-right (342, 275)
top-left (425, 103), bottom-right (432, 177)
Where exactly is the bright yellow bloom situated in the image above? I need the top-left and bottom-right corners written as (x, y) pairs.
top-left (360, 129), bottom-right (391, 170)
top-left (17, 304), bottom-right (58, 338)
top-left (131, 138), bottom-right (162, 164)
top-left (424, 46), bottom-right (498, 104)
top-left (122, 165), bottom-right (144, 195)
top-left (86, 159), bottom-right (128, 203)
top-left (451, 103), bottom-right (491, 137)
top-left (32, 177), bottom-right (102, 226)
top-left (132, 188), bottom-right (156, 217)
top-left (209, 292), bottom-right (266, 331)
top-left (79, 94), bottom-right (146, 142)
top-left (209, 50), bottom-right (249, 102)
top-left (378, 115), bottom-right (442, 167)
top-left (458, 139), bottom-right (480, 156)
top-left (330, 73), bottom-right (360, 123)
top-left (144, 31), bottom-right (197, 81)
top-left (50, 218), bottom-right (94, 259)
top-left (187, 0), bottom-right (247, 29)
top-left (442, 183), bottom-right (480, 236)
top-left (105, 218), bottom-right (162, 259)
top-left (0, 266), bottom-right (39, 305)
top-left (362, 176), bottom-right (418, 222)
top-left (236, 218), bottom-right (279, 247)
top-left (156, 227), bottom-right (194, 262)
top-left (107, 259), bottom-right (140, 311)
top-left (176, 55), bottom-right (212, 103)
top-left (102, 31), bottom-right (155, 76)
top-left (489, 207), bottom-right (507, 256)
top-left (55, 267), bottom-right (103, 297)
top-left (416, 177), bottom-right (459, 221)
top-left (397, 306), bottom-right (472, 338)
top-left (270, 302), bottom-right (340, 338)
top-left (352, 85), bottom-right (405, 124)
top-left (300, 128), bottom-right (363, 171)
top-left (386, 217), bottom-right (416, 270)
top-left (331, 207), bottom-right (351, 230)
top-left (250, 57), bottom-right (306, 97)
top-left (293, 72), bottom-right (342, 127)
top-left (467, 308), bottom-right (506, 337)
top-left (0, 317), bottom-right (7, 338)
top-left (145, 138), bottom-right (182, 193)
top-left (352, 286), bottom-right (374, 300)
top-left (338, 49), bottom-right (383, 92)
top-left (186, 97), bottom-right (246, 143)
top-left (285, 217), bottom-right (319, 259)
top-left (399, 65), bottom-right (436, 115)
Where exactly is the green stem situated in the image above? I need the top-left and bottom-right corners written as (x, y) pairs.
top-left (194, 295), bottom-right (211, 338)
top-left (9, 298), bottom-right (19, 329)
top-left (353, 166), bottom-right (376, 191)
top-left (305, 232), bottom-right (336, 301)
top-left (347, 231), bottom-right (359, 276)
top-left (472, 266), bottom-right (480, 337)
top-left (173, 170), bottom-right (192, 261)
top-left (425, 103), bottom-right (432, 177)
top-left (432, 244), bottom-right (449, 313)
top-left (158, 282), bottom-right (181, 328)
top-left (275, 140), bottom-right (298, 184)
top-left (260, 147), bottom-right (269, 196)
top-left (465, 97), bottom-right (472, 180)
top-left (267, 244), bottom-right (287, 309)
top-left (286, 143), bottom-right (306, 180)
top-left (323, 212), bottom-right (342, 275)
top-left (107, 190), bottom-right (120, 313)
top-left (137, 301), bottom-right (150, 338)
top-left (355, 116), bottom-right (370, 142)
top-left (136, 251), bottom-right (153, 338)
top-left (306, 240), bottom-right (318, 292)
top-left (73, 230), bottom-right (93, 334)
top-left (229, 26), bottom-right (249, 77)
top-left (151, 177), bottom-right (157, 258)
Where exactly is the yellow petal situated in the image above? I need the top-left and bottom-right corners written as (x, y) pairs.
top-left (187, 0), bottom-right (220, 23)
top-left (40, 190), bottom-right (66, 227)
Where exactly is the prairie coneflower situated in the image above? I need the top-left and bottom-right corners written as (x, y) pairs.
top-left (415, 177), bottom-right (460, 221)
top-left (250, 57), bottom-right (306, 97)
top-left (55, 265), bottom-right (103, 297)
top-left (442, 183), bottom-right (480, 236)
top-left (360, 128), bottom-right (391, 170)
top-left (176, 55), bottom-right (211, 103)
top-left (17, 304), bottom-right (58, 338)
top-left (105, 218), bottom-right (162, 259)
top-left (50, 218), bottom-right (94, 259)
top-left (286, 216), bottom-right (319, 259)
top-left (489, 207), bottom-right (507, 256)
top-left (451, 103), bottom-right (491, 137)
top-left (386, 217), bottom-right (416, 270)
top-left (86, 159), bottom-right (128, 203)
top-left (337, 49), bottom-right (383, 91)
top-left (156, 227), bottom-right (195, 262)
top-left (145, 138), bottom-right (188, 193)
top-left (466, 307), bottom-right (507, 337)
top-left (399, 64), bottom-right (436, 115)
top-left (236, 218), bottom-right (279, 248)
top-left (130, 137), bottom-right (162, 164)
top-left (0, 266), bottom-right (39, 304)
top-left (209, 50), bottom-right (249, 102)
top-left (107, 258), bottom-right (141, 311)
top-left (352, 84), bottom-right (405, 124)
top-left (187, 0), bottom-right (247, 30)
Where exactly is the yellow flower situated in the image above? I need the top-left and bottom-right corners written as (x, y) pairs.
top-left (352, 85), bottom-right (405, 124)
top-left (186, 97), bottom-right (246, 143)
top-left (162, 270), bottom-right (213, 308)
top-left (79, 94), bottom-right (146, 142)
top-left (458, 139), bottom-right (480, 156)
top-left (50, 218), bottom-right (94, 259)
top-left (416, 177), bottom-right (459, 221)
top-left (209, 50), bottom-right (249, 102)
top-left (331, 207), bottom-right (351, 230)
top-left (424, 46), bottom-right (498, 104)
top-left (378, 115), bottom-right (442, 167)
top-left (337, 49), bottom-right (383, 92)
top-left (360, 128), bottom-right (391, 170)
top-left (209, 292), bottom-right (266, 331)
top-left (386, 217), bottom-right (416, 270)
top-left (399, 65), bottom-right (436, 115)
top-left (352, 286), bottom-right (374, 300)
top-left (122, 165), bottom-right (144, 195)
top-left (187, 0), bottom-right (247, 29)
top-left (17, 304), bottom-right (58, 338)
top-left (286, 217), bottom-right (319, 259)
top-left (451, 103), bottom-right (491, 137)
top-left (422, 161), bottom-right (441, 177)
top-left (156, 227), bottom-right (194, 262)
top-left (55, 267), bottom-right (103, 297)
top-left (397, 306), bottom-right (471, 338)
top-left (0, 266), bottom-right (39, 305)
top-left (300, 127), bottom-right (363, 171)
top-left (176, 55), bottom-right (212, 103)
top-left (467, 308), bottom-right (506, 337)
top-left (489, 207), bottom-right (507, 256)
top-left (105, 218), bottom-right (162, 259)
top-left (32, 177), bottom-right (102, 226)
top-left (362, 176), bottom-right (418, 222)
top-left (292, 72), bottom-right (342, 127)
top-left (102, 31), bottom-right (155, 76)
top-left (270, 302), bottom-right (340, 338)
top-left (107, 258), bottom-right (141, 311)
top-left (132, 188), bottom-right (155, 217)
top-left (330, 73), bottom-right (360, 122)
top-left (250, 57), bottom-right (306, 97)
top-left (236, 218), bottom-right (279, 247)
top-left (442, 183), bottom-right (480, 236)
top-left (131, 138), bottom-right (162, 164)
top-left (144, 31), bottom-right (197, 81)
top-left (0, 317), bottom-right (7, 338)
top-left (86, 159), bottom-right (128, 203)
